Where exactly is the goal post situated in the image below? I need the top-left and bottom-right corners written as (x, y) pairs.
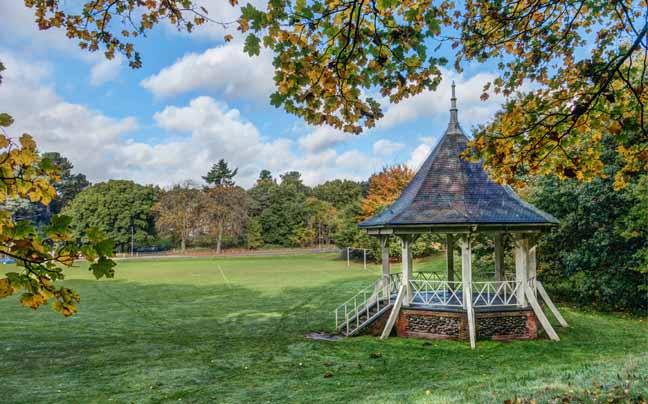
top-left (345, 247), bottom-right (370, 269)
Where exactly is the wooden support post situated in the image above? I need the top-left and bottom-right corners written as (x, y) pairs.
top-left (536, 281), bottom-right (568, 327)
top-left (528, 244), bottom-right (537, 281)
top-left (525, 286), bottom-right (560, 341)
top-left (446, 234), bottom-right (455, 283)
top-left (494, 233), bottom-right (504, 282)
top-left (460, 236), bottom-right (476, 349)
top-left (514, 237), bottom-right (529, 306)
top-left (380, 236), bottom-right (391, 296)
top-left (380, 284), bottom-right (405, 339)
top-left (401, 236), bottom-right (413, 305)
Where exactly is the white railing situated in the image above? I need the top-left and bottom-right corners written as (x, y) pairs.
top-left (334, 279), bottom-right (391, 335)
top-left (409, 279), bottom-right (464, 307)
top-left (472, 280), bottom-right (521, 306)
top-left (406, 278), bottom-right (534, 308)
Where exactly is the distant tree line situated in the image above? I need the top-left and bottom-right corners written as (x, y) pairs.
top-left (3, 148), bottom-right (645, 313)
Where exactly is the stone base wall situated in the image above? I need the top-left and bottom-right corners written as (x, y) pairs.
top-left (368, 308), bottom-right (539, 341)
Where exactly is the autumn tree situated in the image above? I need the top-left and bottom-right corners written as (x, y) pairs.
top-left (0, 62), bottom-right (115, 316)
top-left (11, 152), bottom-right (90, 226)
top-left (205, 186), bottom-right (249, 253)
top-left (23, 0), bottom-right (648, 187)
top-left (361, 165), bottom-right (415, 219)
top-left (152, 182), bottom-right (207, 252)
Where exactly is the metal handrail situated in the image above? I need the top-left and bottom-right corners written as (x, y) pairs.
top-left (334, 279), bottom-right (391, 334)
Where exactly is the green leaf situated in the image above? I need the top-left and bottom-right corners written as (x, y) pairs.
top-left (244, 34), bottom-right (261, 57)
top-left (89, 256), bottom-right (116, 279)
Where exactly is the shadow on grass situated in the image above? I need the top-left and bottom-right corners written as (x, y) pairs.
top-left (1, 277), bottom-right (647, 403)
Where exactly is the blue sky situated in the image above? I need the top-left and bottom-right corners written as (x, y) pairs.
top-left (0, 2), bottom-right (509, 188)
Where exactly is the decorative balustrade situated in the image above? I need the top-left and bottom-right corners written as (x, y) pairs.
top-left (335, 272), bottom-right (540, 334)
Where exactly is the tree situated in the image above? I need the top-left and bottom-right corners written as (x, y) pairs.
top-left (0, 62), bottom-right (114, 316)
top-left (246, 218), bottom-right (264, 249)
top-left (42, 152), bottom-right (91, 213)
top-left (529, 136), bottom-right (647, 313)
top-left (248, 169), bottom-right (277, 217)
top-left (152, 182), bottom-right (206, 252)
top-left (203, 159), bottom-right (238, 187)
top-left (312, 179), bottom-right (364, 210)
top-left (361, 165), bottom-right (415, 219)
top-left (258, 169), bottom-right (273, 182)
top-left (63, 180), bottom-right (159, 252)
top-left (24, 1), bottom-right (648, 185)
top-left (11, 152), bottom-right (90, 226)
top-left (259, 173), bottom-right (309, 246)
top-left (279, 171), bottom-right (310, 195)
top-left (205, 186), bottom-right (249, 253)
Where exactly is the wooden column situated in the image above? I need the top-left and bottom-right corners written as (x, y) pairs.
top-left (494, 233), bottom-right (504, 282)
top-left (380, 236), bottom-right (390, 280)
top-left (528, 244), bottom-right (537, 281)
top-left (460, 236), bottom-right (476, 348)
top-left (400, 235), bottom-right (413, 306)
top-left (446, 234), bottom-right (455, 283)
top-left (514, 236), bottom-right (529, 306)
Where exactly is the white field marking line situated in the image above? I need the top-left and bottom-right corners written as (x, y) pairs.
top-left (217, 264), bottom-right (233, 289)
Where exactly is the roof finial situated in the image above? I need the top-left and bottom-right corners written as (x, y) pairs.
top-left (450, 80), bottom-right (458, 126)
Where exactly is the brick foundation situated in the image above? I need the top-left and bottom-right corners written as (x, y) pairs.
top-left (366, 307), bottom-right (538, 341)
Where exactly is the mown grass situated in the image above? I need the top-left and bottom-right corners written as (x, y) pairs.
top-left (0, 254), bottom-right (646, 403)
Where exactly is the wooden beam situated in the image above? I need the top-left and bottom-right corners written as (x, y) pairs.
top-left (525, 286), bottom-right (560, 341)
top-left (446, 234), bottom-right (454, 283)
top-left (536, 281), bottom-right (568, 327)
top-left (494, 233), bottom-right (504, 282)
top-left (380, 285), bottom-right (405, 339)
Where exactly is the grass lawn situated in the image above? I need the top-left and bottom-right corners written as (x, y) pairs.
top-left (1, 254), bottom-right (646, 403)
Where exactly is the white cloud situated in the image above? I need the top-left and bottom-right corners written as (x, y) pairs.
top-left (90, 55), bottom-right (123, 86)
top-left (141, 44), bottom-right (274, 101)
top-left (1, 51), bottom-right (383, 188)
top-left (407, 144), bottom-right (432, 171)
top-left (373, 139), bottom-right (405, 156)
top-left (298, 126), bottom-right (351, 153)
top-left (377, 69), bottom-right (506, 131)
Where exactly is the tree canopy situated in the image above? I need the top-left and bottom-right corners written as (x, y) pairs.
top-left (63, 180), bottom-right (160, 252)
top-left (23, 0), bottom-right (648, 187)
top-left (0, 64), bottom-right (115, 316)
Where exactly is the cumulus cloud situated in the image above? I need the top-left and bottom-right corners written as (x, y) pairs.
top-left (141, 44), bottom-right (274, 101)
top-left (373, 139), bottom-right (405, 156)
top-left (298, 126), bottom-right (351, 153)
top-left (377, 69), bottom-right (506, 131)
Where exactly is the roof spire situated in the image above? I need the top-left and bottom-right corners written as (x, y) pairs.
top-left (449, 80), bottom-right (458, 126)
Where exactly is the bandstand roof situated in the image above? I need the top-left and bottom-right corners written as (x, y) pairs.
top-left (359, 83), bottom-right (559, 233)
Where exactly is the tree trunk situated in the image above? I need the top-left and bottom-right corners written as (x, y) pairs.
top-left (216, 221), bottom-right (223, 254)
top-left (181, 237), bottom-right (186, 253)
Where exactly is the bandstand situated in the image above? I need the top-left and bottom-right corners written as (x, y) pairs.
top-left (334, 83), bottom-right (568, 348)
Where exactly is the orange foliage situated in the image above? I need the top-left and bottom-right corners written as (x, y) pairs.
top-left (361, 165), bottom-right (415, 219)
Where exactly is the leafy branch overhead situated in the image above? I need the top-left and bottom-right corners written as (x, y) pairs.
top-left (23, 0), bottom-right (648, 186)
top-left (0, 60), bottom-right (116, 315)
